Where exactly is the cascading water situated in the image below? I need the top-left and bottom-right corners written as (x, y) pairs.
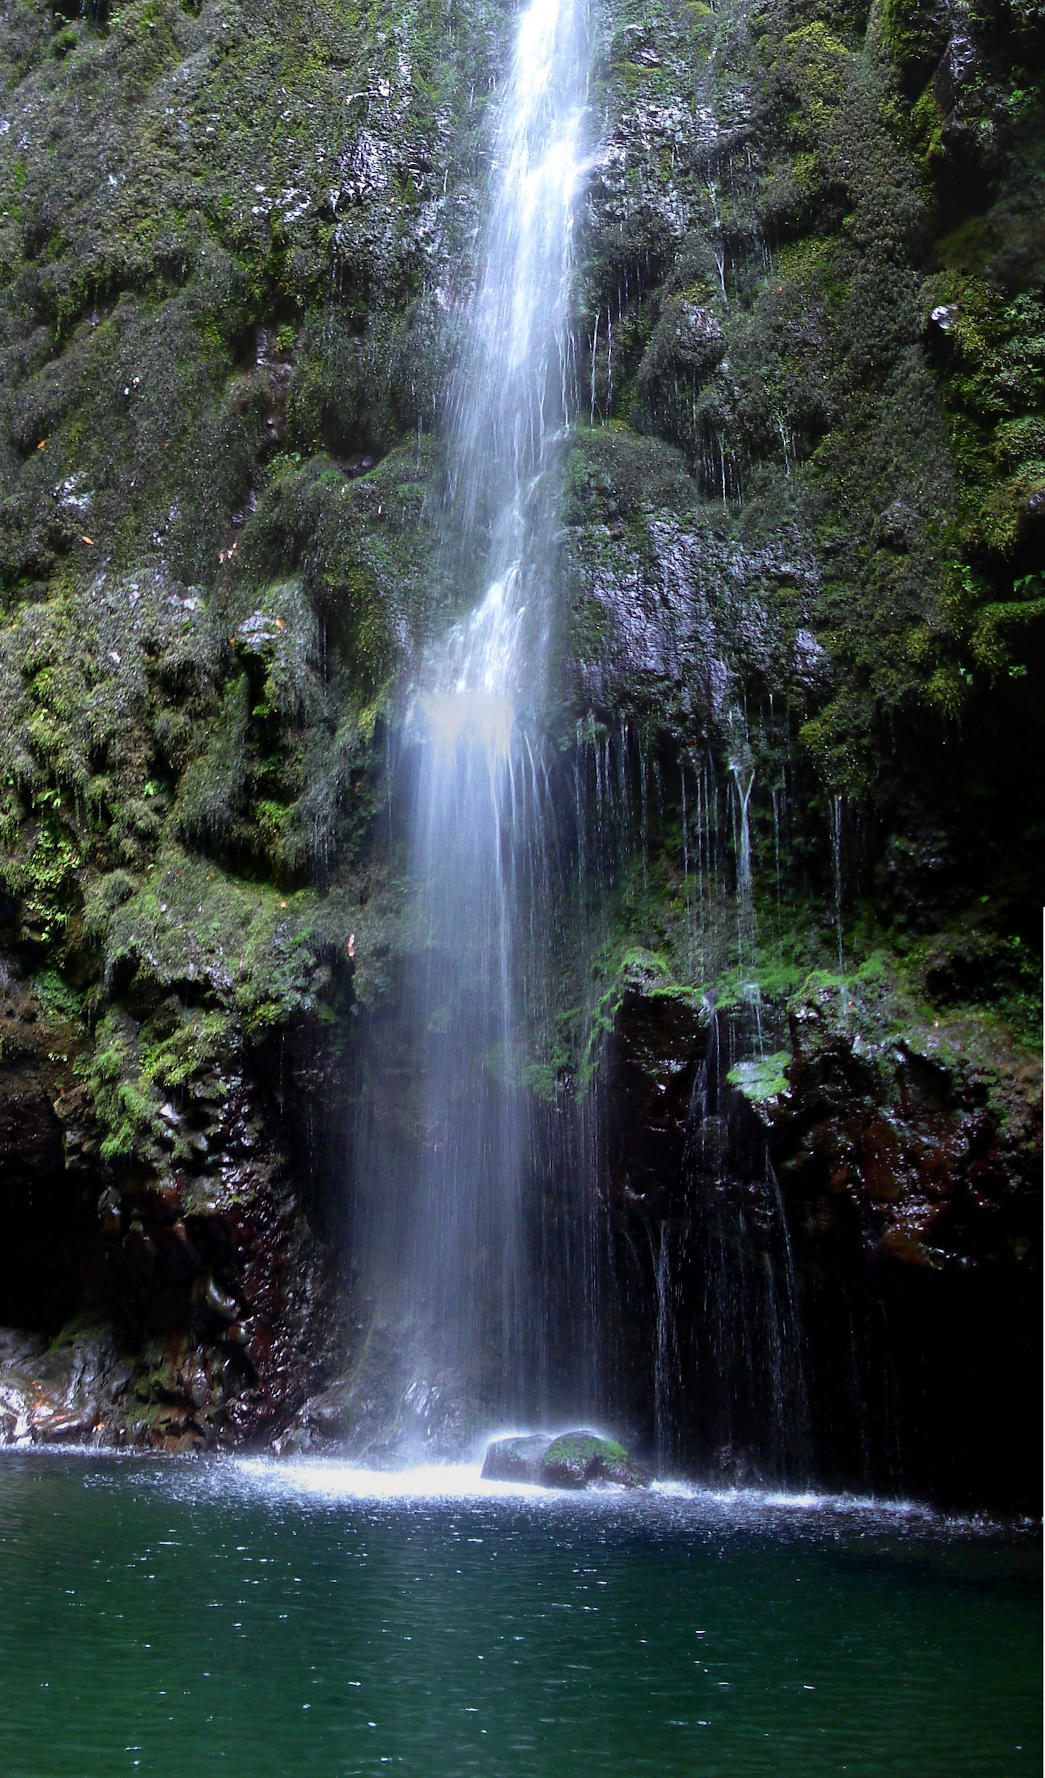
top-left (346, 0), bottom-right (812, 1479)
top-left (349, 0), bottom-right (592, 1450)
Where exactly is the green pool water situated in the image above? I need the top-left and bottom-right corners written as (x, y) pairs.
top-left (0, 1454), bottom-right (1039, 1777)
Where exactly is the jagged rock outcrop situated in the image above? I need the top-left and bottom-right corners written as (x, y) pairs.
top-left (0, 1326), bottom-right (132, 1447)
top-left (0, 939), bottom-right (344, 1449)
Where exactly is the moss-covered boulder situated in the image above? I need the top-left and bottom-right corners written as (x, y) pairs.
top-left (542, 1431), bottom-right (646, 1488)
top-left (481, 1431), bottom-right (556, 1484)
top-left (482, 1429), bottom-right (646, 1488)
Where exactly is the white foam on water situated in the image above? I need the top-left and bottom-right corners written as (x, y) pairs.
top-left (232, 1456), bottom-right (567, 1503)
top-left (224, 1455), bottom-right (942, 1524)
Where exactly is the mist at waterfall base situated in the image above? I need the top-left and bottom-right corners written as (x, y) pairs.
top-left (0, 1453), bottom-right (1039, 1778)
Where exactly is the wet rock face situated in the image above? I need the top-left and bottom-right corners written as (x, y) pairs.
top-left (278, 1346), bottom-right (481, 1464)
top-left (758, 976), bottom-right (1041, 1285)
top-left (102, 1049), bottom-right (340, 1453)
top-left (587, 937), bottom-right (1039, 1507)
top-left (761, 979), bottom-right (1041, 1507)
top-left (562, 430), bottom-right (821, 740)
top-left (601, 956), bottom-right (710, 1215)
top-left (0, 1326), bottom-right (133, 1448)
top-left (0, 942), bottom-right (344, 1453)
top-left (0, 962), bottom-right (108, 1332)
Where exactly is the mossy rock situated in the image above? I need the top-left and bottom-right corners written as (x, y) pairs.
top-left (727, 1051), bottom-right (792, 1104)
top-left (542, 1431), bottom-right (646, 1488)
top-left (481, 1432), bottom-right (555, 1484)
top-left (481, 1429), bottom-right (646, 1488)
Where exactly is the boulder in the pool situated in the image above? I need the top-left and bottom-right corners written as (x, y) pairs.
top-left (541, 1431), bottom-right (646, 1488)
top-left (482, 1429), bottom-right (646, 1488)
top-left (481, 1432), bottom-right (555, 1483)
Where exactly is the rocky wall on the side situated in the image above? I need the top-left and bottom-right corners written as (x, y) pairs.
top-left (591, 948), bottom-right (1039, 1506)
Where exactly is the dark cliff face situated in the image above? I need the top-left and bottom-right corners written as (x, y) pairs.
top-left (0, 0), bottom-right (1039, 1501)
top-left (596, 955), bottom-right (1039, 1504)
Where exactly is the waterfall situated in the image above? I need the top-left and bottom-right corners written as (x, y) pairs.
top-left (349, 0), bottom-right (591, 1452)
top-left (344, 0), bottom-right (809, 1479)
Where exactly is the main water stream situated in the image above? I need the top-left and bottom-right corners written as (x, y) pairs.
top-left (350, 0), bottom-right (596, 1442)
top-left (0, 1454), bottom-right (1038, 1778)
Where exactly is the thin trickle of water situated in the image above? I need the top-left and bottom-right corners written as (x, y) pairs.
top-left (762, 1155), bottom-right (809, 1467)
top-left (638, 743), bottom-right (650, 906)
top-left (770, 777), bottom-right (783, 905)
top-left (662, 1014), bottom-right (809, 1482)
top-left (680, 761), bottom-right (696, 977)
top-left (830, 792), bottom-right (844, 966)
top-left (730, 760), bottom-right (755, 909)
top-left (728, 751), bottom-right (757, 989)
top-left (679, 753), bottom-right (723, 983)
top-left (651, 1219), bottom-right (680, 1463)
top-left (707, 180), bottom-right (728, 299)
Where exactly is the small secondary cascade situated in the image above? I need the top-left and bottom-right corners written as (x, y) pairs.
top-left (352, 0), bottom-right (591, 1443)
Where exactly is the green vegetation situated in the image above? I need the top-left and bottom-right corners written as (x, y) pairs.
top-left (727, 1052), bottom-right (791, 1102)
